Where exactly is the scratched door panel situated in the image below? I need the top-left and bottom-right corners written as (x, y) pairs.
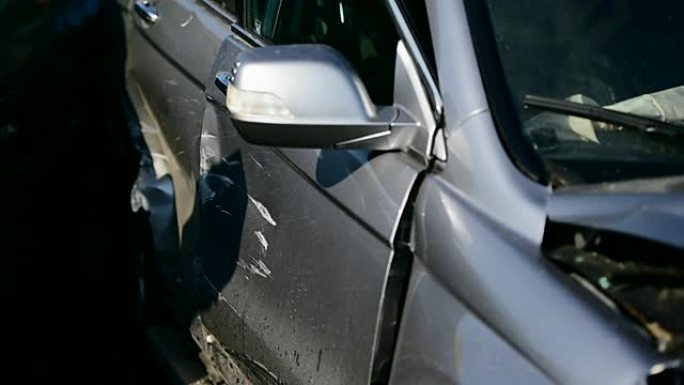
top-left (199, 139), bottom-right (391, 385)
top-left (126, 0), bottom-right (232, 240)
top-left (196, 33), bottom-right (417, 383)
top-left (194, 0), bottom-right (429, 380)
top-left (280, 148), bottom-right (423, 240)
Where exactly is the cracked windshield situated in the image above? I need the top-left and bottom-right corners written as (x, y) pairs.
top-left (487, 0), bottom-right (684, 184)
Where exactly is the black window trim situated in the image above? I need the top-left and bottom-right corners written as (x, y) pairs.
top-left (232, 22), bottom-right (268, 47)
top-left (199, 0), bottom-right (270, 47)
top-left (200, 0), bottom-right (239, 23)
top-left (243, 0), bottom-right (283, 42)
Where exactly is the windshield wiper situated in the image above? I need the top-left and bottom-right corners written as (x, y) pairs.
top-left (524, 94), bottom-right (684, 138)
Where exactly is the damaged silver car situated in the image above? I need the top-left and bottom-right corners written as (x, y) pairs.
top-left (122, 0), bottom-right (684, 383)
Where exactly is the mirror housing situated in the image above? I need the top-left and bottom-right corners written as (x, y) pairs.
top-left (221, 45), bottom-right (399, 149)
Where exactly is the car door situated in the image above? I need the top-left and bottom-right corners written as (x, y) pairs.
top-left (123, 0), bottom-right (238, 310)
top-left (124, 0), bottom-right (236, 249)
top-left (194, 1), bottom-right (440, 384)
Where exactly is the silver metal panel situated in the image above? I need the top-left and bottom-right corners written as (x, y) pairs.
top-left (427, 0), bottom-right (489, 133)
top-left (209, 41), bottom-right (435, 242)
top-left (437, 111), bottom-right (549, 243)
top-left (126, 0), bottom-right (232, 239)
top-left (231, 45), bottom-right (381, 122)
top-left (280, 147), bottom-right (420, 241)
top-left (198, 98), bottom-right (393, 385)
top-left (132, 0), bottom-right (231, 83)
top-left (410, 3), bottom-right (669, 384)
top-left (549, 179), bottom-right (684, 249)
top-left (390, 258), bottom-right (553, 385)
top-left (127, 0), bottom-right (227, 179)
top-left (412, 165), bottom-right (661, 385)
top-left (428, 0), bottom-right (549, 244)
top-left (276, 40), bottom-right (434, 241)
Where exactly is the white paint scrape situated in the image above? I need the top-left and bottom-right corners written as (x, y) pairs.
top-left (254, 231), bottom-right (268, 252)
top-left (248, 195), bottom-right (277, 226)
top-left (237, 257), bottom-right (272, 279)
top-left (180, 14), bottom-right (193, 28)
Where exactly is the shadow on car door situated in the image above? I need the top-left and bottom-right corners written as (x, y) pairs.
top-left (193, 1), bottom-right (438, 384)
top-left (123, 0), bottom-right (236, 313)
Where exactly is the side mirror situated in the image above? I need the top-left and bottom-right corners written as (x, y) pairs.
top-left (217, 45), bottom-right (401, 149)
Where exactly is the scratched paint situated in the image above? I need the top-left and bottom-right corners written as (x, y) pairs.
top-left (254, 259), bottom-right (272, 277)
top-left (217, 292), bottom-right (239, 314)
top-left (237, 257), bottom-right (272, 278)
top-left (248, 152), bottom-right (264, 169)
top-left (248, 195), bottom-right (277, 226)
top-left (180, 14), bottom-right (193, 27)
top-left (254, 231), bottom-right (268, 252)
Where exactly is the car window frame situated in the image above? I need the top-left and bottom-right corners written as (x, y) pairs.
top-left (243, 0), bottom-right (282, 42)
top-left (201, 0), bottom-right (239, 22)
top-left (200, 0), bottom-right (272, 47)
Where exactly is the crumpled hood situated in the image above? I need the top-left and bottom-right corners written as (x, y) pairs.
top-left (548, 176), bottom-right (684, 250)
top-left (544, 177), bottom-right (684, 355)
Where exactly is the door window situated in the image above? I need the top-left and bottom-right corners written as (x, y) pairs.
top-left (245, 0), bottom-right (281, 39)
top-left (210, 0), bottom-right (238, 15)
top-left (244, 0), bottom-right (399, 105)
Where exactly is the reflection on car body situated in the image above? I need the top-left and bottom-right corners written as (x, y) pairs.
top-left (123, 0), bottom-right (684, 383)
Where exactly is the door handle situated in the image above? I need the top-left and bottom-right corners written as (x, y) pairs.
top-left (134, 0), bottom-right (159, 24)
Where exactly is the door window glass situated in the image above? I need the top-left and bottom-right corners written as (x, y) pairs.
top-left (246, 0), bottom-right (281, 40)
top-left (211, 0), bottom-right (238, 15)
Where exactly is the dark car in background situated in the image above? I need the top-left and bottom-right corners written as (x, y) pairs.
top-left (122, 0), bottom-right (684, 383)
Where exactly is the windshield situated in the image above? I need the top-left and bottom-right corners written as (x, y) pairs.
top-left (483, 0), bottom-right (684, 185)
